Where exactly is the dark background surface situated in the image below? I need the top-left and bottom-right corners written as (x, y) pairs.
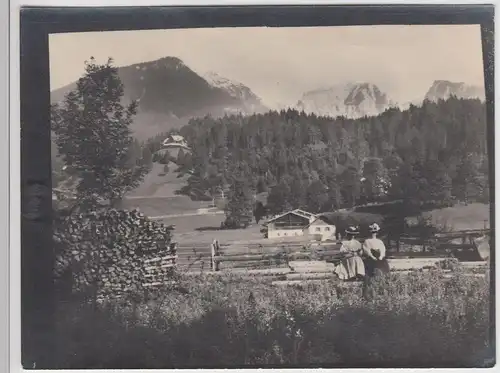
top-left (19, 5), bottom-right (495, 368)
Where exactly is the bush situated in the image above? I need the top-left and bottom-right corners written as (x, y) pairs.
top-left (50, 271), bottom-right (492, 369)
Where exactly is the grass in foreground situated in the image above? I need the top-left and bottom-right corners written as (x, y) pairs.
top-left (50, 270), bottom-right (492, 369)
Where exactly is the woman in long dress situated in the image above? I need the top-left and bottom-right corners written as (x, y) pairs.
top-left (363, 223), bottom-right (390, 277)
top-left (334, 226), bottom-right (366, 281)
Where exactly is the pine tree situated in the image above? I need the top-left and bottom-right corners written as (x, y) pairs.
top-left (224, 178), bottom-right (254, 228)
top-left (51, 57), bottom-right (148, 209)
top-left (453, 154), bottom-right (482, 205)
top-left (177, 148), bottom-right (186, 164)
top-left (256, 177), bottom-right (268, 194)
top-left (306, 180), bottom-right (329, 213)
top-left (253, 201), bottom-right (267, 224)
top-left (422, 159), bottom-right (453, 207)
top-left (142, 147), bottom-right (153, 168)
top-left (267, 181), bottom-right (292, 215)
top-left (340, 166), bottom-right (361, 208)
top-left (362, 157), bottom-right (389, 202)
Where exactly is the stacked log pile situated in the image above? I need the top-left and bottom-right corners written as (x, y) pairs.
top-left (53, 208), bottom-right (176, 300)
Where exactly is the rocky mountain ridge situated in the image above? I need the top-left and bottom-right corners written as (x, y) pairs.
top-left (294, 80), bottom-right (485, 119)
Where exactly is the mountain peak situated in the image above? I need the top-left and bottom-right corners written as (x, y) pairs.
top-left (155, 56), bottom-right (186, 68)
top-left (296, 82), bottom-right (391, 118)
top-left (425, 80), bottom-right (485, 102)
top-left (129, 56), bottom-right (188, 73)
top-left (203, 71), bottom-right (266, 111)
top-left (204, 71), bottom-right (243, 91)
top-left (344, 82), bottom-right (387, 108)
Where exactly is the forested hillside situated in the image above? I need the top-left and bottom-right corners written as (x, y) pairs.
top-left (174, 97), bottom-right (489, 216)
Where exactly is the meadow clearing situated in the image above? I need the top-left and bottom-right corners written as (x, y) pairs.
top-left (124, 191), bottom-right (491, 245)
top-left (122, 159), bottom-right (491, 245)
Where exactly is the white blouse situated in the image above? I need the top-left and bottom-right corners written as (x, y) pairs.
top-left (340, 239), bottom-right (362, 254)
top-left (363, 238), bottom-right (387, 260)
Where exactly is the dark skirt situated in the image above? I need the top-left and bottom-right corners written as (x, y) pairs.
top-left (364, 250), bottom-right (390, 277)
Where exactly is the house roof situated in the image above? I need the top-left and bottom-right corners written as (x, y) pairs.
top-left (305, 215), bottom-right (336, 228)
top-left (167, 135), bottom-right (185, 142)
top-left (265, 209), bottom-right (317, 224)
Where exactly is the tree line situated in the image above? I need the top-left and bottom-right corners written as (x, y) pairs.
top-left (174, 99), bottom-right (489, 226)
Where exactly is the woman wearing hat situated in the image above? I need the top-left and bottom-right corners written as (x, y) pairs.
top-left (363, 223), bottom-right (390, 277)
top-left (334, 226), bottom-right (366, 281)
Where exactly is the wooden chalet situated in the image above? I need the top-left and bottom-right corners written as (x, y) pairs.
top-left (265, 209), bottom-right (317, 239)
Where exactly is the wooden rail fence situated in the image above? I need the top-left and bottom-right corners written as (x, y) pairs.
top-left (198, 231), bottom-right (490, 285)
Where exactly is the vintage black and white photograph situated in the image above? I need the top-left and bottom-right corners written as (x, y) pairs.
top-left (21, 12), bottom-right (495, 369)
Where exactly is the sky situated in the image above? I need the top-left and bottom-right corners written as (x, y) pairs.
top-left (49, 25), bottom-right (485, 108)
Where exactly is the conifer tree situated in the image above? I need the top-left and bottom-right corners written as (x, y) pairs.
top-left (51, 57), bottom-right (148, 209)
top-left (224, 178), bottom-right (254, 228)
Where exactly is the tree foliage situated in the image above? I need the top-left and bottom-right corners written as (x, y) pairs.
top-left (175, 98), bottom-right (488, 215)
top-left (224, 179), bottom-right (254, 228)
top-left (51, 57), bottom-right (149, 208)
top-left (253, 201), bottom-right (267, 224)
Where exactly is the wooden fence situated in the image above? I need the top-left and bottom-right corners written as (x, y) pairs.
top-left (196, 230), bottom-right (490, 285)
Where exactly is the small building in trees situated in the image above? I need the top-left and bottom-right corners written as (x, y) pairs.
top-left (264, 209), bottom-right (317, 239)
top-left (305, 216), bottom-right (337, 241)
top-left (162, 134), bottom-right (190, 150)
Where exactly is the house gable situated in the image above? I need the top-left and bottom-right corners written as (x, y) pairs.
top-left (266, 209), bottom-right (316, 226)
top-left (273, 213), bottom-right (310, 229)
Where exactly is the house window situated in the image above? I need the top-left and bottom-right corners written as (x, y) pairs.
top-left (325, 227), bottom-right (330, 231)
top-left (316, 227), bottom-right (321, 232)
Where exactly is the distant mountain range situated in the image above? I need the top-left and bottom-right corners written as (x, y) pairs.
top-left (296, 83), bottom-right (397, 119)
top-left (294, 80), bottom-right (485, 119)
top-left (51, 57), bottom-right (267, 140)
top-left (424, 80), bottom-right (485, 102)
top-left (51, 56), bottom-right (486, 139)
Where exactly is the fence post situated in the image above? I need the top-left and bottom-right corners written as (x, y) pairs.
top-left (211, 239), bottom-right (220, 272)
top-left (215, 240), bottom-right (220, 271)
top-left (170, 242), bottom-right (178, 268)
top-left (210, 242), bottom-right (215, 271)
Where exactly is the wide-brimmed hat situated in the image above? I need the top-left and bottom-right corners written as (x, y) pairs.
top-left (345, 226), bottom-right (360, 235)
top-left (369, 223), bottom-right (381, 233)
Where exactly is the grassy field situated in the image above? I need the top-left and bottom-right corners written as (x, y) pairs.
top-left (130, 201), bottom-right (492, 248)
top-left (123, 164), bottom-right (490, 247)
top-left (126, 162), bottom-right (191, 199)
top-left (48, 270), bottom-right (492, 369)
top-left (161, 215), bottom-right (263, 244)
top-left (121, 196), bottom-right (210, 217)
top-left (159, 202), bottom-right (491, 246)
top-left (425, 203), bottom-right (490, 231)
